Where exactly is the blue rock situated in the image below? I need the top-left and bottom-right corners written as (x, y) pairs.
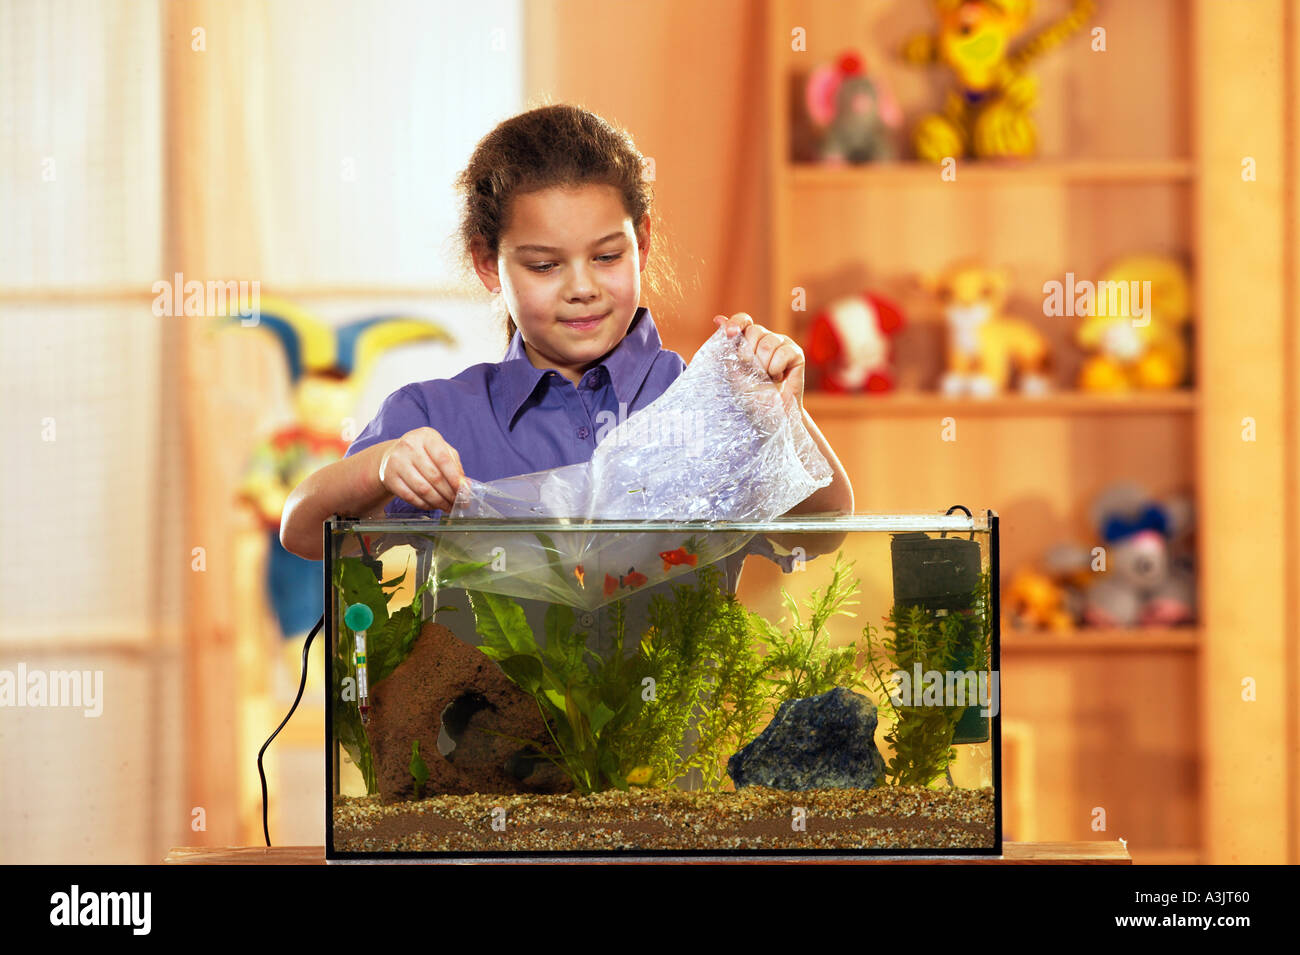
top-left (727, 687), bottom-right (886, 790)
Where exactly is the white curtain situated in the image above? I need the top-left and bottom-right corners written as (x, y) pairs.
top-left (0, 0), bottom-right (182, 865)
top-left (0, 0), bottom-right (524, 861)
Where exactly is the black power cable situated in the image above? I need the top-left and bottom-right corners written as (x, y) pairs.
top-left (257, 612), bottom-right (324, 847)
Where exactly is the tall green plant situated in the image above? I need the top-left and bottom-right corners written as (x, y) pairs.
top-left (861, 571), bottom-right (992, 787)
top-left (609, 563), bottom-right (771, 790)
top-left (752, 551), bottom-right (866, 701)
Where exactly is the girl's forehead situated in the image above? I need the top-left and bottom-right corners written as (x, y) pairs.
top-left (504, 184), bottom-right (631, 243)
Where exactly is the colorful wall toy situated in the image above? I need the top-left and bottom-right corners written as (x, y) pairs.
top-left (212, 296), bottom-right (454, 639)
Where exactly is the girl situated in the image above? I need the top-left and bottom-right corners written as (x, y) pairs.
top-left (280, 104), bottom-right (853, 562)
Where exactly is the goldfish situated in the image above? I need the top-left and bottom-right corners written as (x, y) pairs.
top-left (625, 766), bottom-right (653, 786)
top-left (659, 546), bottom-right (699, 571)
top-left (603, 567), bottom-right (648, 596)
top-left (573, 564), bottom-right (585, 588)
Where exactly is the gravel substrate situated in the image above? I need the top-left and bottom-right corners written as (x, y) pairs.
top-left (332, 786), bottom-right (995, 853)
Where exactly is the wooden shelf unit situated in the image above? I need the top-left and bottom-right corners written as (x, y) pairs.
top-left (766, 0), bottom-right (1205, 859)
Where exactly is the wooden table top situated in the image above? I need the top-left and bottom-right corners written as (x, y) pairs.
top-left (165, 842), bottom-right (1131, 864)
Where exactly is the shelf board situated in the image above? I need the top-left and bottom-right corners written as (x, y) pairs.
top-left (803, 390), bottom-right (1196, 417)
top-left (789, 158), bottom-right (1196, 187)
top-left (1002, 627), bottom-right (1200, 651)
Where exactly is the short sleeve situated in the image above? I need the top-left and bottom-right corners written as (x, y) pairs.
top-left (344, 384), bottom-right (427, 459)
top-left (345, 383), bottom-right (454, 519)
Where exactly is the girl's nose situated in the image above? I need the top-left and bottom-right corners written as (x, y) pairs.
top-left (564, 262), bottom-right (599, 298)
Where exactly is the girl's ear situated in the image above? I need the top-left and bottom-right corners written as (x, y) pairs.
top-left (636, 214), bottom-right (652, 266)
top-left (469, 235), bottom-right (502, 292)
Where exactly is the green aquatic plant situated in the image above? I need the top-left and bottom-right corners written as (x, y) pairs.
top-left (610, 562), bottom-right (771, 790)
top-left (467, 555), bottom-right (886, 793)
top-left (861, 571), bottom-right (992, 788)
top-left (468, 562), bottom-right (775, 793)
top-left (752, 551), bottom-right (865, 702)
top-left (469, 590), bottom-right (644, 794)
top-left (409, 739), bottom-right (429, 799)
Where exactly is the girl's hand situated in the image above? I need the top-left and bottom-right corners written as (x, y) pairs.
top-left (714, 312), bottom-right (806, 412)
top-left (379, 427), bottom-right (467, 512)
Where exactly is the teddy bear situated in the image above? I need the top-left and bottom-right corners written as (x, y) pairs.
top-left (1076, 255), bottom-right (1193, 392)
top-left (1077, 482), bottom-right (1196, 628)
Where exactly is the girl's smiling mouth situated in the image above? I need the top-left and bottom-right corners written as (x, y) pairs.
top-left (560, 312), bottom-right (608, 330)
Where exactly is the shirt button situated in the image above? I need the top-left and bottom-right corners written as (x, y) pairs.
top-left (579, 612), bottom-right (594, 627)
top-left (577, 426), bottom-right (590, 439)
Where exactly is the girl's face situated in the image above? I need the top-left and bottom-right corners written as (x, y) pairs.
top-left (475, 183), bottom-right (650, 385)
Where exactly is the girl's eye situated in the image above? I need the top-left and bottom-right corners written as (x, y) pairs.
top-left (527, 253), bottom-right (621, 273)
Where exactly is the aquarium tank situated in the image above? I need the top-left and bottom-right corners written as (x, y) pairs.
top-left (325, 508), bottom-right (1001, 859)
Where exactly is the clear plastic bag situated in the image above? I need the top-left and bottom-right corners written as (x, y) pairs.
top-left (432, 326), bottom-right (833, 609)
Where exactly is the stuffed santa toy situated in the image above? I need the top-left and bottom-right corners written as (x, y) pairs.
top-left (806, 292), bottom-right (906, 393)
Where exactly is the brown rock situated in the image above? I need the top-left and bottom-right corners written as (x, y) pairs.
top-left (365, 620), bottom-right (571, 802)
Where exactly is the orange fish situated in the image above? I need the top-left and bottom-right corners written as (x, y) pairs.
top-left (620, 568), bottom-right (648, 589)
top-left (659, 546), bottom-right (699, 571)
top-left (573, 564), bottom-right (585, 588)
top-left (604, 567), bottom-right (648, 596)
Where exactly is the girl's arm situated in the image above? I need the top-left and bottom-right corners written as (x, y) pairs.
top-left (765, 407), bottom-right (853, 557)
top-left (710, 312), bottom-right (854, 555)
top-left (786, 406), bottom-right (854, 516)
top-left (280, 439), bottom-right (398, 561)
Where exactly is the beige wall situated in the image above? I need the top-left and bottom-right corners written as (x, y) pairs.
top-left (526, 1), bottom-right (769, 361)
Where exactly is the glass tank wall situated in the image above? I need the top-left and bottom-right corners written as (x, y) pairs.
top-left (325, 510), bottom-right (1001, 859)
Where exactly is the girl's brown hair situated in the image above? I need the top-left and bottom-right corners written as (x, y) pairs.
top-left (454, 102), bottom-right (682, 353)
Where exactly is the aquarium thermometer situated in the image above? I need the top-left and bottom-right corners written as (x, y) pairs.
top-left (344, 603), bottom-right (375, 724)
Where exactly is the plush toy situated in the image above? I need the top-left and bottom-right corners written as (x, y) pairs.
top-left (1004, 566), bottom-right (1073, 632)
top-left (900, 0), bottom-right (1097, 162)
top-left (1076, 255), bottom-right (1193, 392)
top-left (805, 292), bottom-right (906, 393)
top-left (1078, 482), bottom-right (1196, 628)
top-left (805, 50), bottom-right (904, 163)
top-left (922, 261), bottom-right (1051, 397)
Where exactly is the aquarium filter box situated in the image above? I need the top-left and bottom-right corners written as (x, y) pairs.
top-left (325, 510), bottom-right (1002, 860)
